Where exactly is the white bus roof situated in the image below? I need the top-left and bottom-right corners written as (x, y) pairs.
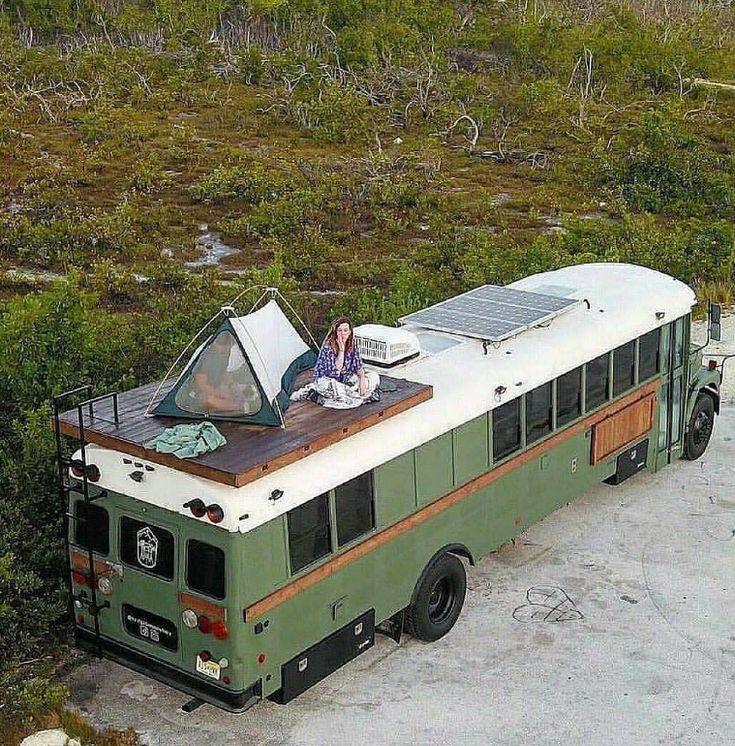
top-left (79, 263), bottom-right (695, 533)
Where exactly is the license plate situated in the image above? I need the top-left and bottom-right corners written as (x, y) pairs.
top-left (122, 604), bottom-right (178, 651)
top-left (196, 656), bottom-right (221, 680)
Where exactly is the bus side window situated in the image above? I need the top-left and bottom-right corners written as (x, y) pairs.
top-left (613, 340), bottom-right (635, 397)
top-left (492, 398), bottom-right (521, 461)
top-left (673, 316), bottom-right (685, 369)
top-left (638, 328), bottom-right (660, 380)
top-left (525, 382), bottom-right (552, 445)
top-left (585, 352), bottom-right (610, 411)
top-left (74, 500), bottom-right (109, 555)
top-left (335, 472), bottom-right (375, 548)
top-left (660, 323), bottom-right (671, 374)
top-left (556, 366), bottom-right (582, 428)
top-left (287, 493), bottom-right (332, 574)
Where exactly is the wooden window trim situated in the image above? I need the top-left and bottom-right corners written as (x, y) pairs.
top-left (244, 379), bottom-right (659, 622)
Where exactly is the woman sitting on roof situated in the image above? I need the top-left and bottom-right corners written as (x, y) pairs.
top-left (291, 317), bottom-right (380, 409)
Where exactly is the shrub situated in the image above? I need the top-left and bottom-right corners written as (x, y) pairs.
top-left (129, 156), bottom-right (174, 194)
top-left (188, 162), bottom-right (291, 204)
top-left (245, 188), bottom-right (320, 238)
top-left (599, 112), bottom-right (735, 217)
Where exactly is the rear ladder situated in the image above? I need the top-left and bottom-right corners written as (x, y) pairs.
top-left (53, 386), bottom-right (120, 657)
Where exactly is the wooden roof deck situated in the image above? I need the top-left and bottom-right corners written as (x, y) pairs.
top-left (57, 372), bottom-right (432, 487)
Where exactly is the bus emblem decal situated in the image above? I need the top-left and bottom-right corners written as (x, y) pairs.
top-left (136, 527), bottom-right (159, 568)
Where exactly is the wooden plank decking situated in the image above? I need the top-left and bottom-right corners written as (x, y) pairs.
top-left (57, 372), bottom-right (432, 487)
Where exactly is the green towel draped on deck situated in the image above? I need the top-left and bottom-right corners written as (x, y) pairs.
top-left (145, 422), bottom-right (227, 459)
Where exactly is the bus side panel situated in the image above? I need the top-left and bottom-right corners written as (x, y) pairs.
top-left (453, 414), bottom-right (490, 487)
top-left (249, 424), bottom-right (623, 699)
top-left (415, 432), bottom-right (454, 505)
top-left (374, 452), bottom-right (417, 529)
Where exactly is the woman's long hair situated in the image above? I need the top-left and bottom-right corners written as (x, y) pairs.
top-left (325, 316), bottom-right (354, 354)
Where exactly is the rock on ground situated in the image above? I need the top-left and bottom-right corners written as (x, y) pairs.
top-left (19, 730), bottom-right (71, 746)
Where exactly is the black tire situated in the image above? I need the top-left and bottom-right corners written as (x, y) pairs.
top-left (683, 393), bottom-right (715, 461)
top-left (405, 553), bottom-right (466, 642)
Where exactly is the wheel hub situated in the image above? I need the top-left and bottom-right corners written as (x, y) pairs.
top-left (692, 410), bottom-right (713, 445)
top-left (428, 577), bottom-right (454, 623)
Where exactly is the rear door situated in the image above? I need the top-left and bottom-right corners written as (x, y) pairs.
top-left (116, 510), bottom-right (183, 666)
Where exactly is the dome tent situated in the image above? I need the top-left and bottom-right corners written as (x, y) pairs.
top-left (151, 300), bottom-right (316, 426)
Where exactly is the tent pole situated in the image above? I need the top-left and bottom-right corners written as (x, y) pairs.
top-left (226, 283), bottom-right (270, 311)
top-left (274, 397), bottom-right (286, 429)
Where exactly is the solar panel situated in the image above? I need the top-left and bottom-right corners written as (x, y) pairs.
top-left (399, 285), bottom-right (579, 342)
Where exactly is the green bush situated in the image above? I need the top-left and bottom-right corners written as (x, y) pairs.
top-left (0, 202), bottom-right (141, 268)
top-left (129, 156), bottom-right (174, 194)
top-left (246, 188), bottom-right (321, 238)
top-left (599, 112), bottom-right (735, 217)
top-left (188, 163), bottom-right (292, 204)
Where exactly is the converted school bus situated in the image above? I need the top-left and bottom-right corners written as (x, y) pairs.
top-left (54, 263), bottom-right (724, 712)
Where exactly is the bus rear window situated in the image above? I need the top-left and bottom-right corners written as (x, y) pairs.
top-left (73, 501), bottom-right (109, 555)
top-left (120, 516), bottom-right (174, 580)
top-left (187, 540), bottom-right (225, 599)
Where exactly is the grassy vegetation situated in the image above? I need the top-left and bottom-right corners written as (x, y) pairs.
top-left (1, 0), bottom-right (735, 738)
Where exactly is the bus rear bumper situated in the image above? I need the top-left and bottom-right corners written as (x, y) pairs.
top-left (76, 627), bottom-right (261, 713)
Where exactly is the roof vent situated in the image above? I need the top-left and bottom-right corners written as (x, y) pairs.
top-left (354, 325), bottom-right (420, 367)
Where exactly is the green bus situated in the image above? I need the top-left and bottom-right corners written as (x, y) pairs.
top-left (54, 263), bottom-right (724, 712)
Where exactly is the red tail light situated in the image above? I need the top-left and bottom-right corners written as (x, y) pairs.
top-left (70, 461), bottom-right (100, 482)
top-left (197, 615), bottom-right (212, 634)
top-left (198, 650), bottom-right (211, 662)
top-left (212, 621), bottom-right (229, 640)
top-left (72, 570), bottom-right (88, 586)
top-left (184, 499), bottom-right (207, 518)
top-left (206, 504), bottom-right (224, 523)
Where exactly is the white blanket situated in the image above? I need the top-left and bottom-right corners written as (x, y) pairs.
top-left (290, 371), bottom-right (380, 409)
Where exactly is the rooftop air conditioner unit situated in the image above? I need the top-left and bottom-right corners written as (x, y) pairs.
top-left (353, 324), bottom-right (420, 367)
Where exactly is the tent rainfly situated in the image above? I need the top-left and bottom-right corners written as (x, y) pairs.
top-left (152, 300), bottom-right (316, 426)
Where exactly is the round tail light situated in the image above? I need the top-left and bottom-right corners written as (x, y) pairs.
top-left (86, 464), bottom-right (101, 482)
top-left (182, 609), bottom-right (198, 628)
top-left (70, 462), bottom-right (85, 478)
top-left (198, 650), bottom-right (211, 662)
top-left (206, 504), bottom-right (224, 523)
top-left (97, 576), bottom-right (113, 595)
top-left (197, 615), bottom-right (212, 634)
top-left (185, 499), bottom-right (207, 518)
top-left (212, 621), bottom-right (229, 640)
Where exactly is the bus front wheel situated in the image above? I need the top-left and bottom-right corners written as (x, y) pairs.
top-left (683, 393), bottom-right (715, 461)
top-left (405, 553), bottom-right (466, 642)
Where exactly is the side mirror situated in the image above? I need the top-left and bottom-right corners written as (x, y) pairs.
top-left (709, 302), bottom-right (722, 342)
